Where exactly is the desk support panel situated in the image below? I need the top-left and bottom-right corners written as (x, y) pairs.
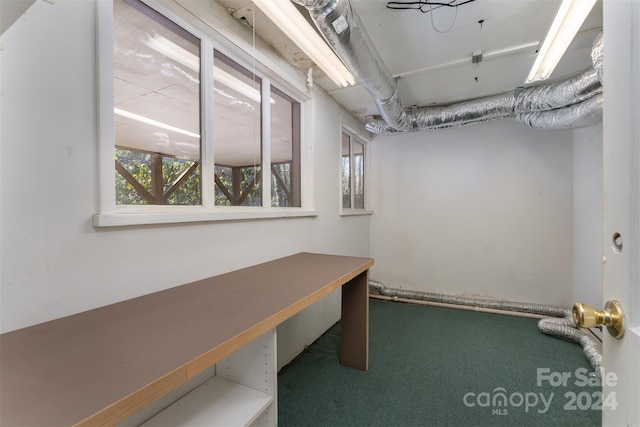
top-left (340, 270), bottom-right (369, 371)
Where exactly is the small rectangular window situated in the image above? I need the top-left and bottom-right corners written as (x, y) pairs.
top-left (341, 132), bottom-right (351, 209)
top-left (113, 0), bottom-right (201, 205)
top-left (341, 130), bottom-right (367, 211)
top-left (101, 0), bottom-right (310, 225)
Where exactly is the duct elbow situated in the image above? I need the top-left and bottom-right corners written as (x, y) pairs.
top-left (369, 280), bottom-right (390, 296)
top-left (365, 119), bottom-right (398, 135)
top-left (375, 91), bottom-right (413, 132)
top-left (295, 0), bottom-right (603, 134)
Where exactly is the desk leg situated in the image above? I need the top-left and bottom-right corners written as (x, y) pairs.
top-left (340, 270), bottom-right (369, 371)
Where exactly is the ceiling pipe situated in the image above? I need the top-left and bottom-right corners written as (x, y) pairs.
top-left (364, 92), bottom-right (516, 133)
top-left (293, 0), bottom-right (603, 134)
top-left (292, 0), bottom-right (412, 132)
top-left (367, 60), bottom-right (603, 134)
top-left (591, 31), bottom-right (603, 82)
top-left (514, 67), bottom-right (601, 113)
top-left (515, 92), bottom-right (603, 129)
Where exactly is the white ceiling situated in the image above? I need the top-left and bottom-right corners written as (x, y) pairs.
top-left (215, 0), bottom-right (603, 120)
top-left (113, 0), bottom-right (603, 165)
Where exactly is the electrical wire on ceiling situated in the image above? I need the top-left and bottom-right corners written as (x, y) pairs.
top-left (386, 0), bottom-right (477, 14)
top-left (386, 0), bottom-right (478, 33)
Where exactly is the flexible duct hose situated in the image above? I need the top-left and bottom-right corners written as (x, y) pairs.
top-left (294, 0), bottom-right (604, 133)
top-left (369, 280), bottom-right (603, 376)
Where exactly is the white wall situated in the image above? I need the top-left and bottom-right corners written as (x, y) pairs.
top-left (370, 119), bottom-right (574, 307)
top-left (572, 123), bottom-right (603, 310)
top-left (0, 0), bottom-right (370, 370)
top-left (0, 0), bottom-right (36, 34)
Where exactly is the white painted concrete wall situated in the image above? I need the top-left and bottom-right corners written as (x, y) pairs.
top-left (1, 0), bottom-right (605, 369)
top-left (0, 0), bottom-right (370, 371)
top-left (572, 123), bottom-right (603, 310)
top-left (369, 120), bottom-right (574, 307)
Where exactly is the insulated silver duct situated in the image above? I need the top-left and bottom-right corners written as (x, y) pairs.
top-left (365, 92), bottom-right (516, 134)
top-left (369, 280), bottom-right (603, 377)
top-left (591, 31), bottom-right (604, 83)
top-left (294, 0), bottom-right (603, 134)
top-left (365, 82), bottom-right (603, 135)
top-left (515, 93), bottom-right (603, 129)
top-left (514, 68), bottom-right (601, 113)
top-left (293, 0), bottom-right (412, 132)
top-left (538, 316), bottom-right (603, 378)
top-left (365, 65), bottom-right (604, 135)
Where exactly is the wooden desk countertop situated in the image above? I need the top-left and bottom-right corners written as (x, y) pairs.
top-left (0, 252), bottom-right (374, 426)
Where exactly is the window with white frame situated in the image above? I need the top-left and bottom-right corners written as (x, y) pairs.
top-left (341, 130), bottom-right (366, 210)
top-left (111, 0), bottom-right (301, 212)
top-left (113, 0), bottom-right (202, 206)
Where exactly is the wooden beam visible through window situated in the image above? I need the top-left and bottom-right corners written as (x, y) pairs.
top-left (271, 164), bottom-right (291, 200)
top-left (150, 153), bottom-right (163, 204)
top-left (232, 167), bottom-right (241, 204)
top-left (213, 168), bottom-right (262, 205)
top-left (237, 171), bottom-right (262, 205)
top-left (115, 159), bottom-right (155, 203)
top-left (116, 156), bottom-right (199, 205)
top-left (162, 161), bottom-right (199, 202)
top-left (214, 173), bottom-right (233, 203)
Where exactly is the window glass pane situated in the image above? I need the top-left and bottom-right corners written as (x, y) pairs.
top-left (115, 149), bottom-right (201, 205)
top-left (213, 51), bottom-right (262, 206)
top-left (341, 132), bottom-right (351, 209)
top-left (214, 165), bottom-right (232, 206)
top-left (214, 164), bottom-right (260, 206)
top-left (113, 0), bottom-right (201, 205)
top-left (270, 87), bottom-right (300, 207)
top-left (353, 140), bottom-right (365, 209)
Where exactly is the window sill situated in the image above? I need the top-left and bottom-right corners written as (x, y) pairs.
top-left (93, 209), bottom-right (318, 227)
top-left (340, 209), bottom-right (373, 217)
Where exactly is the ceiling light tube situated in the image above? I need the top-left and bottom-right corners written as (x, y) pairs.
top-left (114, 108), bottom-right (200, 138)
top-left (526, 0), bottom-right (597, 83)
top-left (252, 0), bottom-right (355, 87)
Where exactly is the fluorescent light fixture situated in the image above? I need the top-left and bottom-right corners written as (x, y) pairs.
top-left (526, 0), bottom-right (597, 83)
top-left (252, 0), bottom-right (355, 87)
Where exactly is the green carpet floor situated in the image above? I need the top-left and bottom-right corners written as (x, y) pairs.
top-left (278, 299), bottom-right (601, 427)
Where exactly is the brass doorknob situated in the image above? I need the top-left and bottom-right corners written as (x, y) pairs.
top-left (573, 300), bottom-right (625, 339)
